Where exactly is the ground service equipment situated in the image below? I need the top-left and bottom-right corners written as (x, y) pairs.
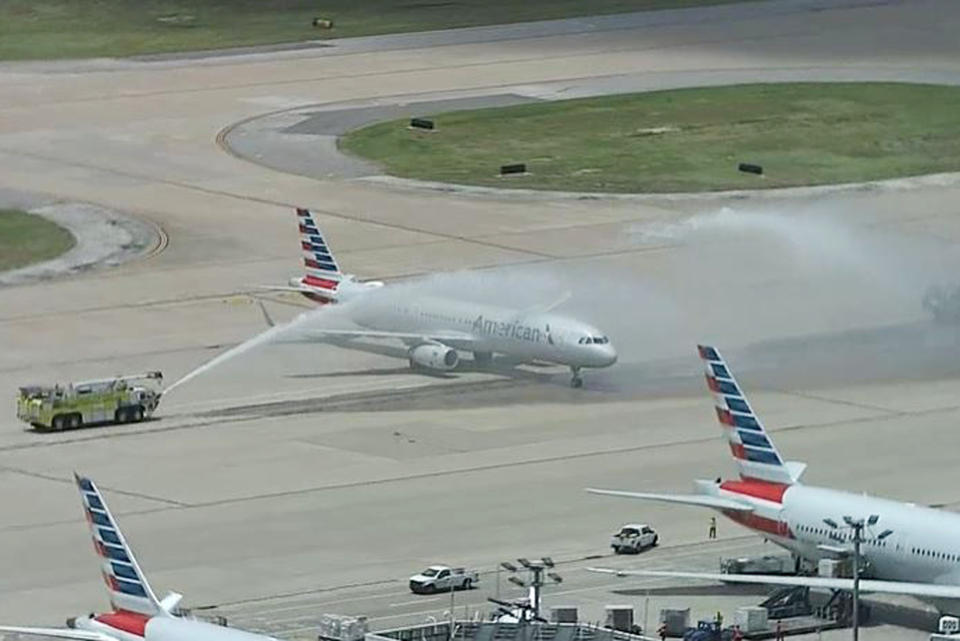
top-left (408, 566), bottom-right (479, 593)
top-left (17, 372), bottom-right (162, 431)
top-left (610, 524), bottom-right (659, 554)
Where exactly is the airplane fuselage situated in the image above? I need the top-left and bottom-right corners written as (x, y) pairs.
top-left (348, 294), bottom-right (618, 370)
top-left (74, 611), bottom-right (280, 641)
top-left (705, 478), bottom-right (960, 609)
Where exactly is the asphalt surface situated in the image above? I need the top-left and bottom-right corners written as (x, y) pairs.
top-left (0, 1), bottom-right (959, 640)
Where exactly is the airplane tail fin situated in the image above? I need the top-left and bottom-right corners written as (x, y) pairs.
top-left (697, 345), bottom-right (805, 485)
top-left (75, 474), bottom-right (176, 617)
top-left (295, 208), bottom-right (343, 302)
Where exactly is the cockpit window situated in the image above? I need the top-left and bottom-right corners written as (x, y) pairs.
top-left (592, 336), bottom-right (609, 344)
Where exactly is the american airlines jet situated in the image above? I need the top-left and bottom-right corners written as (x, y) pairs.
top-left (270, 209), bottom-right (617, 387)
top-left (588, 345), bottom-right (960, 613)
top-left (0, 475), bottom-right (281, 641)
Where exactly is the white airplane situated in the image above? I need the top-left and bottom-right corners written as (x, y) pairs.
top-left (587, 345), bottom-right (960, 614)
top-left (0, 474), bottom-right (281, 641)
top-left (270, 208), bottom-right (617, 387)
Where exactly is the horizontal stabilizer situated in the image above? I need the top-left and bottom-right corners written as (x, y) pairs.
top-left (257, 285), bottom-right (314, 293)
top-left (585, 488), bottom-right (754, 512)
top-left (586, 568), bottom-right (960, 600)
top-left (0, 626), bottom-right (117, 641)
top-left (159, 591), bottom-right (183, 614)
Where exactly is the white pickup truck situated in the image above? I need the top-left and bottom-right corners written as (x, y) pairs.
top-left (409, 565), bottom-right (479, 594)
top-left (610, 524), bottom-right (659, 554)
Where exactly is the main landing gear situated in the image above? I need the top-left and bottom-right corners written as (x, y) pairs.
top-left (570, 367), bottom-right (584, 388)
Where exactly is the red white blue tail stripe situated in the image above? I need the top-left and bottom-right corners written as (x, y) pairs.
top-left (76, 474), bottom-right (163, 616)
top-left (297, 209), bottom-right (342, 293)
top-left (698, 345), bottom-right (801, 485)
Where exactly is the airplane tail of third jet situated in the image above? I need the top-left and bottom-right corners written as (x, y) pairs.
top-left (697, 345), bottom-right (806, 485)
top-left (75, 474), bottom-right (179, 617)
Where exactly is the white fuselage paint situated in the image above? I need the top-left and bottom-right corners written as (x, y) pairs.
top-left (81, 614), bottom-right (282, 641)
top-left (347, 294), bottom-right (618, 370)
top-left (703, 480), bottom-right (960, 612)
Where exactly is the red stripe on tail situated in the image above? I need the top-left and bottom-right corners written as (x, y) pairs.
top-left (304, 275), bottom-right (339, 290)
top-left (96, 611), bottom-right (150, 637)
top-left (720, 479), bottom-right (789, 503)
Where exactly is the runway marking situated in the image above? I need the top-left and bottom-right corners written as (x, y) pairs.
top-left (2, 28), bottom-right (819, 110)
top-left (389, 598), bottom-right (443, 607)
top-left (3, 397), bottom-right (960, 516)
top-left (772, 387), bottom-right (904, 416)
top-left (0, 145), bottom-right (556, 261)
top-left (220, 538), bottom-right (767, 627)
top-left (0, 465), bottom-right (187, 507)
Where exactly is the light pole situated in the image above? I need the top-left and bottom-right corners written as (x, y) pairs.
top-left (823, 515), bottom-right (893, 641)
top-left (498, 557), bottom-right (562, 622)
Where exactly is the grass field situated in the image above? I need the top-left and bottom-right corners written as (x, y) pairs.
top-left (340, 83), bottom-right (960, 193)
top-left (0, 0), bottom-right (749, 60)
top-left (0, 210), bottom-right (75, 272)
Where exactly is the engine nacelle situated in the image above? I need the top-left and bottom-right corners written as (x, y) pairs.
top-left (408, 343), bottom-right (459, 371)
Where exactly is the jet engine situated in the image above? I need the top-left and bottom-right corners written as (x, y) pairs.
top-left (408, 343), bottom-right (459, 371)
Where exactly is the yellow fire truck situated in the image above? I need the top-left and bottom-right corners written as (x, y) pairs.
top-left (17, 372), bottom-right (162, 431)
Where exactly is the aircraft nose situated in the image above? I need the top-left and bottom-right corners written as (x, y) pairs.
top-left (593, 344), bottom-right (617, 367)
top-left (603, 345), bottom-right (618, 366)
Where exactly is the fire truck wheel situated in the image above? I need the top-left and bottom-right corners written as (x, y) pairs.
top-left (52, 415), bottom-right (64, 431)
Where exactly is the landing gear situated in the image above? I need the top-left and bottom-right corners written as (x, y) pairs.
top-left (473, 351), bottom-right (493, 366)
top-left (570, 367), bottom-right (583, 388)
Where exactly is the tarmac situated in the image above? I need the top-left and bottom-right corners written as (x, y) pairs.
top-left (0, 1), bottom-right (959, 639)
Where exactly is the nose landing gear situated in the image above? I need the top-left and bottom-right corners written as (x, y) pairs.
top-left (570, 367), bottom-right (583, 388)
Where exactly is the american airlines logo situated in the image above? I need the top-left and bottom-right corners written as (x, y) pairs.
top-left (472, 315), bottom-right (552, 343)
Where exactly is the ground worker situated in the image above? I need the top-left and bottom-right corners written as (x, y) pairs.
top-left (657, 622), bottom-right (666, 641)
top-left (732, 625), bottom-right (743, 641)
top-left (715, 611), bottom-right (723, 630)
top-left (775, 619), bottom-right (784, 641)
top-left (709, 516), bottom-right (717, 539)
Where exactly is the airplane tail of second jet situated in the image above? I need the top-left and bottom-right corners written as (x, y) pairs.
top-left (697, 345), bottom-right (806, 485)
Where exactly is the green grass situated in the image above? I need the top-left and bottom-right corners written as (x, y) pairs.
top-left (0, 0), bottom-right (752, 60)
top-left (340, 83), bottom-right (960, 193)
top-left (0, 210), bottom-right (75, 271)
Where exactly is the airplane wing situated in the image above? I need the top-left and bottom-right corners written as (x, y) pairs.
top-left (522, 291), bottom-right (572, 315)
top-left (297, 328), bottom-right (479, 348)
top-left (0, 626), bottom-right (117, 641)
top-left (586, 568), bottom-right (960, 600)
top-left (586, 488), bottom-right (754, 512)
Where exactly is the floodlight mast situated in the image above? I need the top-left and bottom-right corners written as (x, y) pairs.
top-left (497, 557), bottom-right (562, 622)
top-left (823, 514), bottom-right (887, 641)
